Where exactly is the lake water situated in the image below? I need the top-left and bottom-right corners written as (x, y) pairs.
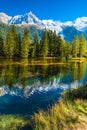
top-left (0, 59), bottom-right (87, 117)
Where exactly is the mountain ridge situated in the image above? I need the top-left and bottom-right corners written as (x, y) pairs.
top-left (0, 11), bottom-right (87, 41)
top-left (0, 11), bottom-right (87, 32)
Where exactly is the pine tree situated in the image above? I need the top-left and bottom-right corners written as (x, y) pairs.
top-left (41, 30), bottom-right (48, 58)
top-left (72, 36), bottom-right (79, 57)
top-left (51, 31), bottom-right (58, 57)
top-left (4, 26), bottom-right (17, 58)
top-left (0, 36), bottom-right (4, 56)
top-left (21, 28), bottom-right (31, 59)
top-left (79, 34), bottom-right (86, 57)
top-left (56, 34), bottom-right (64, 57)
top-left (47, 30), bottom-right (54, 56)
top-left (16, 34), bottom-right (22, 58)
top-left (59, 39), bottom-right (66, 57)
top-left (65, 41), bottom-right (71, 59)
top-left (33, 33), bottom-right (40, 57)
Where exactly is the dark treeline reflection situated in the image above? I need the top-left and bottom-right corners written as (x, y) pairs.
top-left (0, 63), bottom-right (67, 87)
top-left (0, 60), bottom-right (86, 88)
top-left (0, 60), bottom-right (87, 115)
top-left (70, 62), bottom-right (86, 81)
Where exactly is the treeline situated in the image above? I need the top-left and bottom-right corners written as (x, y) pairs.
top-left (0, 25), bottom-right (87, 59)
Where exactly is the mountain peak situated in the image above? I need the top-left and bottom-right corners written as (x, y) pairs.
top-left (25, 11), bottom-right (40, 23)
top-left (0, 11), bottom-right (87, 35)
top-left (0, 12), bottom-right (12, 23)
top-left (74, 16), bottom-right (87, 31)
top-left (25, 11), bottom-right (35, 17)
top-left (28, 11), bottom-right (34, 15)
top-left (9, 11), bottom-right (40, 25)
top-left (1, 11), bottom-right (87, 41)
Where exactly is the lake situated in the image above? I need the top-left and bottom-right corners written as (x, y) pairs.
top-left (0, 59), bottom-right (87, 118)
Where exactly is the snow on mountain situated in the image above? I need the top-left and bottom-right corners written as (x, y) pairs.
top-left (0, 11), bottom-right (64, 33)
top-left (42, 20), bottom-right (62, 33)
top-left (7, 11), bottom-right (63, 33)
top-left (1, 11), bottom-right (87, 34)
top-left (74, 17), bottom-right (87, 31)
top-left (9, 11), bottom-right (42, 25)
top-left (0, 12), bottom-right (12, 24)
top-left (63, 21), bottom-right (73, 27)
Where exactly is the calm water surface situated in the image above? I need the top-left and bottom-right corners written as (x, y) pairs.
top-left (0, 59), bottom-right (87, 116)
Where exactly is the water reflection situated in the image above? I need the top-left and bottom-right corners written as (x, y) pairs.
top-left (0, 60), bottom-right (87, 114)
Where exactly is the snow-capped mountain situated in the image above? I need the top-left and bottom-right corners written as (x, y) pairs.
top-left (9, 11), bottom-right (42, 25)
top-left (0, 11), bottom-right (87, 40)
top-left (0, 12), bottom-right (12, 24)
top-left (74, 17), bottom-right (87, 31)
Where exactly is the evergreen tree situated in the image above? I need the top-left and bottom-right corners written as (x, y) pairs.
top-left (59, 39), bottom-right (66, 57)
top-left (65, 41), bottom-right (71, 59)
top-left (79, 34), bottom-right (86, 57)
top-left (11, 26), bottom-right (20, 57)
top-left (41, 30), bottom-right (48, 57)
top-left (4, 26), bottom-right (17, 58)
top-left (72, 36), bottom-right (79, 57)
top-left (51, 31), bottom-right (58, 57)
top-left (16, 34), bottom-right (22, 57)
top-left (56, 34), bottom-right (64, 57)
top-left (47, 30), bottom-right (54, 56)
top-left (33, 33), bottom-right (40, 57)
top-left (0, 36), bottom-right (4, 56)
top-left (21, 28), bottom-right (31, 58)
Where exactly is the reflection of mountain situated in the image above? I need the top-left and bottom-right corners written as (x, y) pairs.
top-left (0, 78), bottom-right (84, 98)
top-left (0, 77), bottom-right (61, 97)
top-left (0, 61), bottom-right (87, 115)
top-left (0, 61), bottom-right (86, 98)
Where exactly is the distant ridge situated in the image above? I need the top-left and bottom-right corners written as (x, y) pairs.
top-left (0, 11), bottom-right (87, 41)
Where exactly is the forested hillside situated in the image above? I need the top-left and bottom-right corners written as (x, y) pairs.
top-left (0, 24), bottom-right (87, 59)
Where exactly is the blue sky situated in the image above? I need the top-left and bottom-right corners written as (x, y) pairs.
top-left (0, 0), bottom-right (87, 21)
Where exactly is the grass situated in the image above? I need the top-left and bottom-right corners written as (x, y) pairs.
top-left (30, 100), bottom-right (80, 130)
top-left (0, 115), bottom-right (28, 130)
top-left (70, 57), bottom-right (86, 62)
top-left (0, 58), bottom-right (66, 66)
top-left (0, 85), bottom-right (87, 130)
top-left (30, 85), bottom-right (87, 130)
top-left (0, 58), bottom-right (87, 66)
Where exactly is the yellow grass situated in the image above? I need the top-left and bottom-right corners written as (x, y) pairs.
top-left (70, 57), bottom-right (86, 62)
top-left (30, 85), bottom-right (87, 130)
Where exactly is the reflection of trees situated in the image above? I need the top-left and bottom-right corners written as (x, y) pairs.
top-left (19, 65), bottom-right (29, 86)
top-left (70, 62), bottom-right (86, 82)
top-left (0, 61), bottom-right (86, 89)
top-left (70, 62), bottom-right (78, 81)
top-left (0, 63), bottom-right (68, 87)
top-left (78, 63), bottom-right (86, 80)
top-left (4, 66), bottom-right (15, 87)
top-left (4, 65), bottom-right (19, 89)
top-left (47, 65), bottom-right (68, 77)
top-left (0, 65), bottom-right (16, 89)
top-left (0, 66), bottom-right (6, 86)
